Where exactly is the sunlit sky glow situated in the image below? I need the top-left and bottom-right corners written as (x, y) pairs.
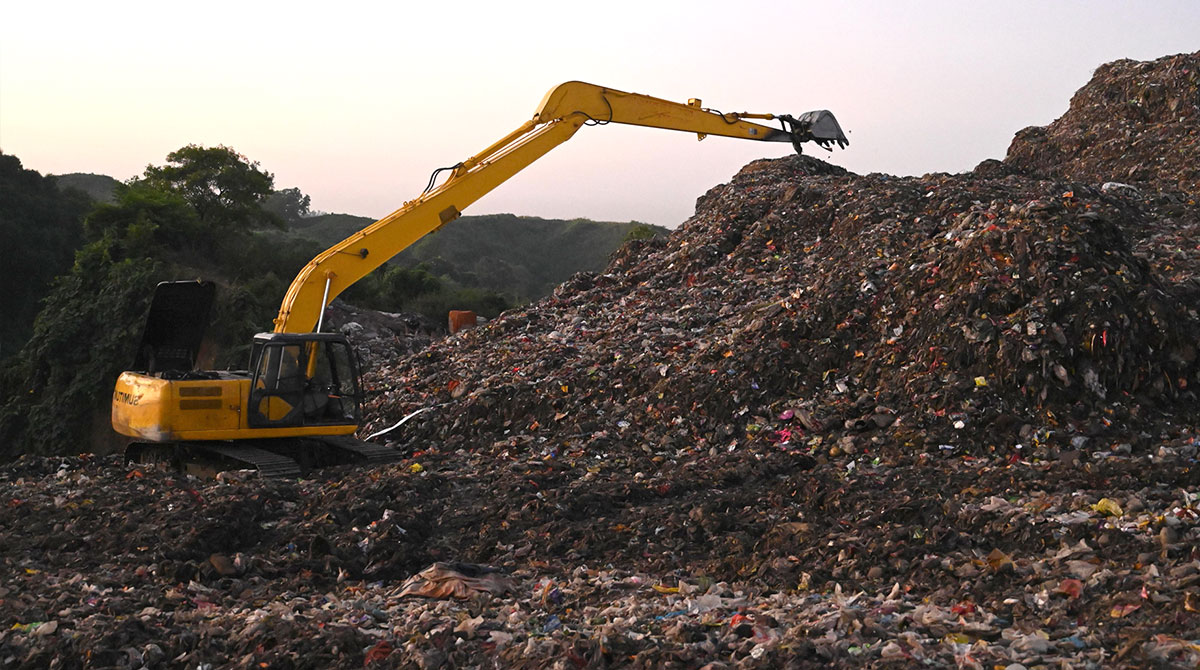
top-left (3, 1), bottom-right (1198, 227)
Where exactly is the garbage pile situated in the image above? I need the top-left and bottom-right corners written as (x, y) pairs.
top-left (322, 301), bottom-right (441, 368)
top-left (1005, 50), bottom-right (1200, 285)
top-left (4, 438), bottom-right (1200, 668)
top-left (4, 52), bottom-right (1200, 668)
top-left (1006, 51), bottom-right (1200, 195)
top-left (370, 142), bottom-right (1199, 470)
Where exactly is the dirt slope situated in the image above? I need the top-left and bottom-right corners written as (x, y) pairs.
top-left (3, 52), bottom-right (1200, 669)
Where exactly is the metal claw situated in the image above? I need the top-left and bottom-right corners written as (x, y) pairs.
top-left (780, 111), bottom-right (849, 154)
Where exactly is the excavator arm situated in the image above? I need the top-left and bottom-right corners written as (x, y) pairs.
top-left (273, 81), bottom-right (848, 333)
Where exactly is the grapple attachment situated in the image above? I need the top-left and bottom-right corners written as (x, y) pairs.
top-left (779, 110), bottom-right (849, 153)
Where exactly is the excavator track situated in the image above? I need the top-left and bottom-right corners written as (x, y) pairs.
top-left (124, 437), bottom-right (402, 479)
top-left (201, 443), bottom-right (304, 478)
top-left (316, 435), bottom-right (405, 466)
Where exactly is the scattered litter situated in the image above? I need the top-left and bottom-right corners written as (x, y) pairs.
top-left (1, 50), bottom-right (1198, 669)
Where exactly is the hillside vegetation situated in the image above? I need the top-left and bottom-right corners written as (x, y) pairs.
top-left (0, 156), bottom-right (90, 359)
top-left (45, 173), bottom-right (666, 306)
top-left (52, 173), bottom-right (120, 204)
top-left (0, 146), bottom-right (301, 458)
top-left (0, 148), bottom-right (666, 459)
top-left (287, 212), bottom-right (663, 303)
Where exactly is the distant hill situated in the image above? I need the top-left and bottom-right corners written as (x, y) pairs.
top-left (286, 212), bottom-right (667, 302)
top-left (43, 171), bottom-right (669, 302)
top-left (53, 173), bottom-right (121, 204)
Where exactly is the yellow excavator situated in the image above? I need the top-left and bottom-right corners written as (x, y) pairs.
top-left (111, 81), bottom-right (848, 476)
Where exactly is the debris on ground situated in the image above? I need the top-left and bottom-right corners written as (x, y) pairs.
top-left (323, 301), bottom-right (441, 367)
top-left (2, 51), bottom-right (1199, 669)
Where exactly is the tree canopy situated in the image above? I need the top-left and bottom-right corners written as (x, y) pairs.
top-left (83, 180), bottom-right (202, 260)
top-left (0, 153), bottom-right (90, 359)
top-left (264, 186), bottom-right (312, 224)
top-left (0, 145), bottom-right (286, 459)
top-left (142, 144), bottom-right (280, 235)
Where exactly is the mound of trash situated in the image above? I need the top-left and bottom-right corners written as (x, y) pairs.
top-left (368, 155), bottom-right (1198, 469)
top-left (322, 301), bottom-right (441, 368)
top-left (4, 441), bottom-right (1200, 669)
top-left (1006, 51), bottom-right (1200, 195)
top-left (1005, 50), bottom-right (1200, 287)
top-left (3, 52), bottom-right (1200, 669)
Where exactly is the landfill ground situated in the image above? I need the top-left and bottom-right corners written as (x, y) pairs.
top-left (3, 52), bottom-right (1199, 669)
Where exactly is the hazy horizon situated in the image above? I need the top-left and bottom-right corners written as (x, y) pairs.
top-left (3, 1), bottom-right (1198, 227)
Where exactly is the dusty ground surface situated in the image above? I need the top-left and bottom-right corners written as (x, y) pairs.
top-left (2, 52), bottom-right (1199, 669)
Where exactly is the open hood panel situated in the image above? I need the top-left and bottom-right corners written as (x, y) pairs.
top-left (133, 280), bottom-right (216, 373)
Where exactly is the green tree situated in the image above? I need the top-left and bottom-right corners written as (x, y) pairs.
top-left (0, 257), bottom-right (160, 458)
top-left (83, 181), bottom-right (202, 260)
top-left (622, 222), bottom-right (659, 242)
top-left (381, 264), bottom-right (442, 308)
top-left (264, 186), bottom-right (312, 225)
top-left (409, 286), bottom-right (511, 322)
top-left (142, 144), bottom-right (280, 236)
top-left (341, 264), bottom-right (443, 312)
top-left (0, 153), bottom-right (90, 360)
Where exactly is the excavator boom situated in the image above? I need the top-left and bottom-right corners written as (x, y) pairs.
top-left (273, 82), bottom-right (847, 334)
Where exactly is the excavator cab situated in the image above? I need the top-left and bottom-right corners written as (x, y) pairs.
top-left (247, 332), bottom-right (362, 429)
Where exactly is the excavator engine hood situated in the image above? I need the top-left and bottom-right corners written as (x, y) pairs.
top-left (133, 280), bottom-right (216, 374)
top-left (780, 110), bottom-right (849, 153)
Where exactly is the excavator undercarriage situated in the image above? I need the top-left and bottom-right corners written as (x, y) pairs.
top-left (125, 436), bottom-right (401, 478)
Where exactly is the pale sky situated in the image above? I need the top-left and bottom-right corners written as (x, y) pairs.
top-left (2, 1), bottom-right (1198, 227)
